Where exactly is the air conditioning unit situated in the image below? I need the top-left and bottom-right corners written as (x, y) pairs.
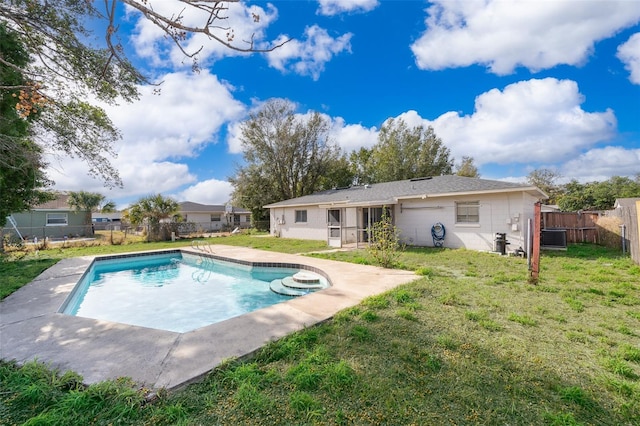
top-left (541, 229), bottom-right (567, 250)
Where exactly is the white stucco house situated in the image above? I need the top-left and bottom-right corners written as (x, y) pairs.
top-left (178, 202), bottom-right (251, 231)
top-left (264, 175), bottom-right (547, 253)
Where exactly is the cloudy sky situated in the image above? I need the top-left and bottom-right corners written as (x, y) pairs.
top-left (45, 0), bottom-right (640, 208)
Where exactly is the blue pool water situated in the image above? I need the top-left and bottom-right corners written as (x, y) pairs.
top-left (61, 252), bottom-right (315, 333)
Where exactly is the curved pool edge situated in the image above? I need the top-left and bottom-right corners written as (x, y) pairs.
top-left (0, 245), bottom-right (417, 391)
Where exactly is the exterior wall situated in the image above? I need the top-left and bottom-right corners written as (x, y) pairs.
top-left (181, 212), bottom-right (251, 231)
top-left (268, 191), bottom-right (539, 253)
top-left (9, 209), bottom-right (88, 239)
top-left (520, 193), bottom-right (538, 252)
top-left (270, 206), bottom-right (328, 241)
top-left (394, 193), bottom-right (533, 252)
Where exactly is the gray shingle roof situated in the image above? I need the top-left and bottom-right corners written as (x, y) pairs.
top-left (32, 193), bottom-right (74, 210)
top-left (264, 176), bottom-right (546, 208)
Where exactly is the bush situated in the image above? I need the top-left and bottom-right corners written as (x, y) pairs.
top-left (367, 210), bottom-right (403, 268)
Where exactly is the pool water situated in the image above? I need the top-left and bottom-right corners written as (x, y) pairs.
top-left (61, 252), bottom-right (313, 333)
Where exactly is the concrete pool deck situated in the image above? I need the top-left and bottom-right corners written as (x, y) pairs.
top-left (0, 245), bottom-right (417, 391)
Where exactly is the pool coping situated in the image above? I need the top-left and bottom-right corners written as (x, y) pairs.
top-left (0, 245), bottom-right (417, 391)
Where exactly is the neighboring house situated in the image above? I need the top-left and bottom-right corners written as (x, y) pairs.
top-left (264, 175), bottom-right (547, 252)
top-left (91, 212), bottom-right (124, 230)
top-left (6, 193), bottom-right (89, 240)
top-left (178, 202), bottom-right (251, 231)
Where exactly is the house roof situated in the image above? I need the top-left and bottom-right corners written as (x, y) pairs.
top-left (32, 193), bottom-right (73, 210)
top-left (614, 198), bottom-right (640, 208)
top-left (178, 202), bottom-right (249, 214)
top-left (264, 175), bottom-right (547, 208)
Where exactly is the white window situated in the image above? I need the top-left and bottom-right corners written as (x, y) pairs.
top-left (46, 213), bottom-right (68, 226)
top-left (295, 210), bottom-right (307, 223)
top-left (211, 214), bottom-right (221, 222)
top-left (456, 201), bottom-right (480, 223)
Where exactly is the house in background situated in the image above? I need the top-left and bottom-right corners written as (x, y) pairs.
top-left (6, 192), bottom-right (89, 241)
top-left (265, 175), bottom-right (547, 253)
top-left (178, 202), bottom-right (251, 232)
top-left (91, 212), bottom-right (124, 230)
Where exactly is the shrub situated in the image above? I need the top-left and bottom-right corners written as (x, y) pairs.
top-left (367, 210), bottom-right (403, 268)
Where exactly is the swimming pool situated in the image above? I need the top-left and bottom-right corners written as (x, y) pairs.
top-left (60, 250), bottom-right (329, 333)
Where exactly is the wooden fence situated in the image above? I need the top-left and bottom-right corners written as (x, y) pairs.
top-left (543, 204), bottom-right (640, 264)
top-left (542, 211), bottom-right (600, 244)
top-left (605, 200), bottom-right (640, 265)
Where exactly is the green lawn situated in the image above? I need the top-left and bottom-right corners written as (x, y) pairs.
top-left (1, 239), bottom-right (639, 425)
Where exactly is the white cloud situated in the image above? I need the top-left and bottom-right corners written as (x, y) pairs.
top-left (317, 0), bottom-right (379, 16)
top-left (46, 70), bottom-right (244, 204)
top-left (128, 2), bottom-right (350, 80)
top-left (266, 25), bottom-right (352, 80)
top-left (104, 71), bottom-right (245, 161)
top-left (329, 117), bottom-right (378, 152)
top-left (226, 121), bottom-right (245, 155)
top-left (394, 78), bottom-right (617, 168)
top-left (617, 32), bottom-right (640, 84)
top-left (411, 0), bottom-right (640, 74)
top-left (560, 146), bottom-right (640, 181)
top-left (46, 155), bottom-right (197, 200)
top-left (174, 179), bottom-right (234, 205)
top-left (128, 1), bottom-right (279, 68)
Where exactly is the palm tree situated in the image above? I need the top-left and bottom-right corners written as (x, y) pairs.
top-left (67, 191), bottom-right (104, 234)
top-left (100, 200), bottom-right (117, 213)
top-left (128, 194), bottom-right (180, 241)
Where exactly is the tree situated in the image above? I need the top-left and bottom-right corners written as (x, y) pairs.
top-left (455, 156), bottom-right (480, 177)
top-left (0, 1), bottom-right (286, 187)
top-left (527, 168), bottom-right (562, 204)
top-left (67, 191), bottom-right (105, 233)
top-left (349, 147), bottom-right (374, 186)
top-left (367, 118), bottom-right (453, 183)
top-left (318, 154), bottom-right (354, 191)
top-left (557, 175), bottom-right (640, 211)
top-left (0, 23), bottom-right (52, 234)
top-left (127, 194), bottom-right (180, 241)
top-left (230, 99), bottom-right (348, 222)
top-left (100, 201), bottom-right (117, 213)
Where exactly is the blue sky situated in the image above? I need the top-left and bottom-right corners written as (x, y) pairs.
top-left (45, 0), bottom-right (640, 209)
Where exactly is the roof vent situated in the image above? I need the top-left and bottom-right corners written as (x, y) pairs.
top-left (364, 184), bottom-right (371, 189)
top-left (409, 176), bottom-right (433, 182)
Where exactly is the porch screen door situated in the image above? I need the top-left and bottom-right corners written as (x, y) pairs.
top-left (327, 209), bottom-right (342, 247)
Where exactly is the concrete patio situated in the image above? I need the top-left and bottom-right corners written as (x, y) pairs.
top-left (0, 245), bottom-right (417, 391)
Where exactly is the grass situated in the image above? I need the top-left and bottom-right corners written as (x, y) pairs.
top-left (1, 241), bottom-right (640, 424)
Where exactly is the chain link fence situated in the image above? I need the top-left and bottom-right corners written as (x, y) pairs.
top-left (2, 225), bottom-right (94, 243)
top-left (2, 219), bottom-right (271, 247)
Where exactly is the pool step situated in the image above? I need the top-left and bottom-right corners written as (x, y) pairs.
top-left (292, 272), bottom-right (321, 284)
top-left (269, 272), bottom-right (328, 296)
